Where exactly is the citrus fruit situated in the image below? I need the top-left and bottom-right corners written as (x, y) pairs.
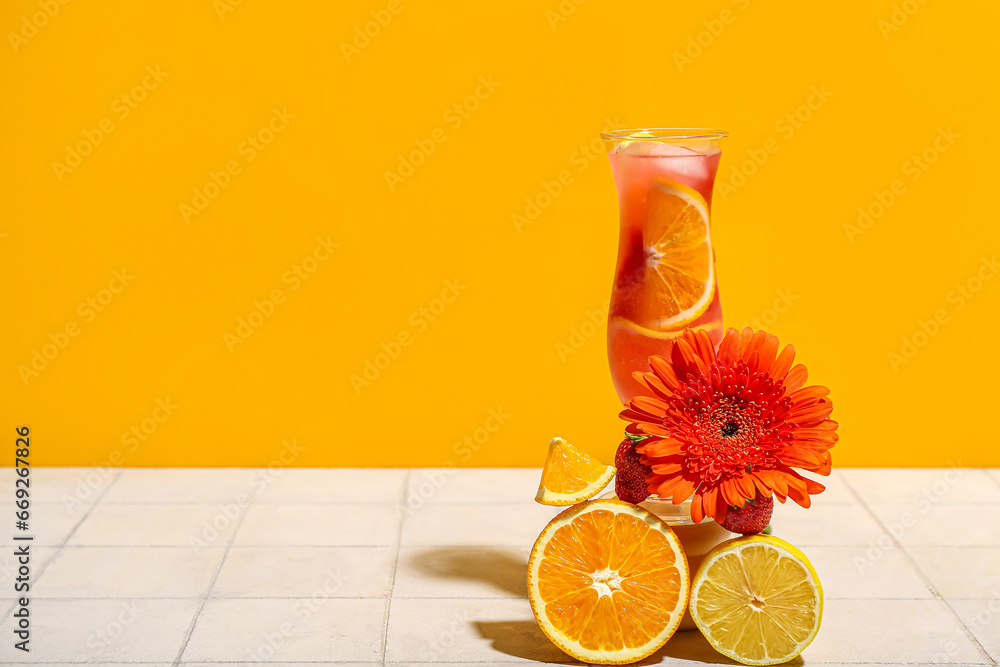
top-left (689, 535), bottom-right (823, 666)
top-left (527, 499), bottom-right (689, 664)
top-left (535, 437), bottom-right (616, 506)
top-left (627, 179), bottom-right (715, 329)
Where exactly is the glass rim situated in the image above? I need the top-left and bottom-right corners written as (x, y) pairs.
top-left (601, 127), bottom-right (729, 141)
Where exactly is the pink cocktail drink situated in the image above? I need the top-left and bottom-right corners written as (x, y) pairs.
top-left (602, 131), bottom-right (727, 403)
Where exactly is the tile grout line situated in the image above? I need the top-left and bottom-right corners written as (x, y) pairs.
top-left (0, 467), bottom-right (125, 624)
top-left (378, 469), bottom-right (411, 663)
top-left (170, 500), bottom-right (250, 666)
top-left (839, 472), bottom-right (997, 666)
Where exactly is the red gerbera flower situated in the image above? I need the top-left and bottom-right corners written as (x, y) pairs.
top-left (619, 327), bottom-right (838, 524)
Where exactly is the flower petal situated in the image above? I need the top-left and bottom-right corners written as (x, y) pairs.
top-left (691, 492), bottom-right (705, 524)
top-left (717, 328), bottom-right (744, 366)
top-left (640, 438), bottom-right (684, 457)
top-left (648, 355), bottom-right (680, 390)
top-left (771, 344), bottom-right (796, 382)
top-left (784, 364), bottom-right (809, 392)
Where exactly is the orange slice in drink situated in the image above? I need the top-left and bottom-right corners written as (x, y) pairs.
top-left (528, 499), bottom-right (689, 664)
top-left (535, 437), bottom-right (616, 506)
top-left (626, 179), bottom-right (714, 329)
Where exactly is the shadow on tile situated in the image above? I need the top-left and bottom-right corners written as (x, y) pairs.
top-left (473, 619), bottom-right (573, 663)
top-left (472, 620), bottom-right (773, 665)
top-left (409, 547), bottom-right (527, 597)
top-left (654, 628), bottom-right (756, 665)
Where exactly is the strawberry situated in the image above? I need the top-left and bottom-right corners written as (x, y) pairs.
top-left (614, 437), bottom-right (652, 504)
top-left (720, 491), bottom-right (773, 535)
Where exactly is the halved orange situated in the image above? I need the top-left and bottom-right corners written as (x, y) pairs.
top-left (527, 499), bottom-right (689, 664)
top-left (535, 437), bottom-right (616, 506)
top-left (628, 179), bottom-right (715, 329)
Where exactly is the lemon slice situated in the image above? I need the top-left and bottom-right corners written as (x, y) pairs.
top-left (535, 437), bottom-right (615, 506)
top-left (690, 535), bottom-right (823, 666)
top-left (528, 499), bottom-right (689, 664)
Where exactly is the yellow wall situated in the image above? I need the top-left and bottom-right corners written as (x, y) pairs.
top-left (3, 0), bottom-right (998, 467)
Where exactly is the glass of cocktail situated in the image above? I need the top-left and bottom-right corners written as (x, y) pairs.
top-left (601, 129), bottom-right (727, 403)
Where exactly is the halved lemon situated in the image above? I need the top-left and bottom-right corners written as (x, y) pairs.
top-left (528, 499), bottom-right (689, 664)
top-left (690, 535), bottom-right (823, 666)
top-left (630, 179), bottom-right (715, 329)
top-left (535, 437), bottom-right (615, 506)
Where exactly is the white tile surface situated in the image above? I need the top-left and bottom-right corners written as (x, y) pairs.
top-left (0, 598), bottom-right (200, 662)
top-left (807, 545), bottom-right (934, 599)
top-left (393, 546), bottom-right (529, 599)
top-left (10, 466), bottom-right (1000, 665)
top-left (252, 467), bottom-right (409, 503)
top-left (0, 546), bottom-right (58, 590)
top-left (232, 504), bottom-right (400, 546)
top-left (68, 502), bottom-right (243, 547)
top-left (842, 467), bottom-right (1000, 504)
top-left (868, 503), bottom-right (1000, 547)
top-left (0, 502), bottom-right (87, 546)
top-left (909, 547), bottom-right (1000, 599)
top-left (101, 467), bottom-right (256, 503)
top-left (385, 597), bottom-right (568, 663)
top-left (212, 546), bottom-right (395, 598)
top-left (0, 466), bottom-right (118, 505)
top-left (403, 468), bottom-right (544, 505)
top-left (805, 598), bottom-right (988, 663)
top-left (948, 598), bottom-right (1000, 663)
top-left (33, 547), bottom-right (226, 598)
top-left (811, 469), bottom-right (860, 504)
top-left (400, 503), bottom-right (559, 547)
top-left (767, 500), bottom-right (887, 546)
top-left (182, 597), bottom-right (386, 662)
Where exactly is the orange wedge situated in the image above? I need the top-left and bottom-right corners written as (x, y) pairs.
top-left (627, 179), bottom-right (715, 329)
top-left (528, 499), bottom-right (690, 664)
top-left (535, 437), bottom-right (615, 506)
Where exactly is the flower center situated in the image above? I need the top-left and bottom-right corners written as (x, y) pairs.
top-left (721, 421), bottom-right (739, 438)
